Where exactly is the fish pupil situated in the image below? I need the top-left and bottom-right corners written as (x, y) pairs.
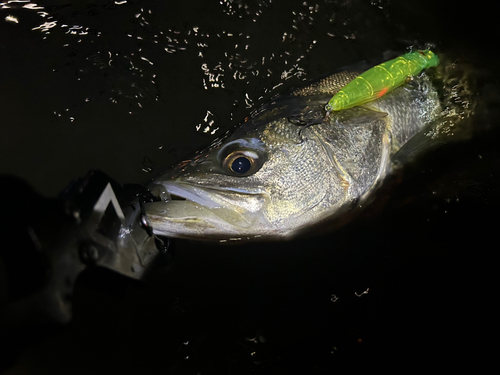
top-left (231, 156), bottom-right (251, 174)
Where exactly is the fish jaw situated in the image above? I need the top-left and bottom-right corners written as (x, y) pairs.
top-left (144, 182), bottom-right (272, 240)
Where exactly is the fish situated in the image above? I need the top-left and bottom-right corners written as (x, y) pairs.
top-left (144, 61), bottom-right (442, 241)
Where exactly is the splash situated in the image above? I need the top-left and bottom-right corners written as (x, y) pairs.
top-left (426, 57), bottom-right (477, 140)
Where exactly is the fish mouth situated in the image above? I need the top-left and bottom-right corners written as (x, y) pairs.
top-left (144, 182), bottom-right (268, 240)
top-left (160, 182), bottom-right (229, 209)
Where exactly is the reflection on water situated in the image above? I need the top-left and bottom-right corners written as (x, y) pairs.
top-left (1, 0), bottom-right (499, 373)
top-left (1, 0), bottom-right (397, 133)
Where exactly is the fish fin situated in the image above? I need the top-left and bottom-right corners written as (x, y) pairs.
top-left (392, 126), bottom-right (444, 166)
top-left (332, 106), bottom-right (388, 126)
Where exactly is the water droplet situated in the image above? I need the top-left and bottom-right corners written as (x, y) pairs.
top-left (5, 15), bottom-right (19, 24)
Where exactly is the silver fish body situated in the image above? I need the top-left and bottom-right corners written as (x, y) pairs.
top-left (145, 66), bottom-right (441, 241)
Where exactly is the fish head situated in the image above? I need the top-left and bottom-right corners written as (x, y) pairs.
top-left (145, 99), bottom-right (349, 241)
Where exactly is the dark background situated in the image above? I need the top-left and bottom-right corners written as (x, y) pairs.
top-left (1, 0), bottom-right (499, 373)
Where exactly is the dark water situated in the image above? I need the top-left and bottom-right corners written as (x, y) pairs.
top-left (1, 0), bottom-right (499, 373)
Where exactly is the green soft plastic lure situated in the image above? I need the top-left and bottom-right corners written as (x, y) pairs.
top-left (327, 49), bottom-right (439, 112)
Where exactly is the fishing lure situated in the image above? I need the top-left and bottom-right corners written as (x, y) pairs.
top-left (327, 49), bottom-right (439, 112)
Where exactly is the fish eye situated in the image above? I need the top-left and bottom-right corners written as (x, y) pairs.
top-left (231, 156), bottom-right (251, 174)
top-left (223, 150), bottom-right (260, 176)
